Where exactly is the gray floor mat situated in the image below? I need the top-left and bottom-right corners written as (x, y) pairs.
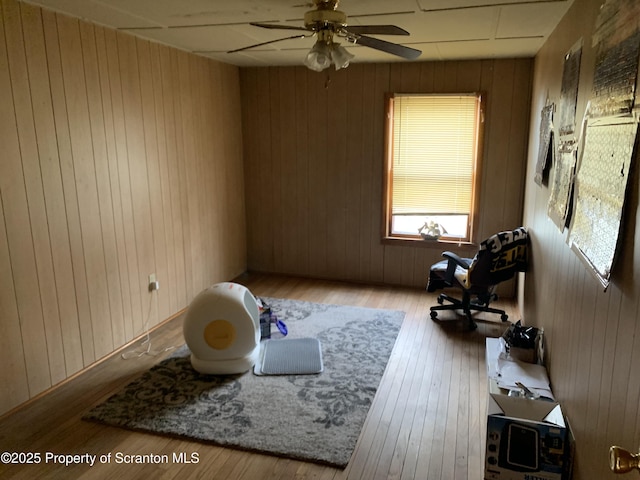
top-left (255, 337), bottom-right (323, 375)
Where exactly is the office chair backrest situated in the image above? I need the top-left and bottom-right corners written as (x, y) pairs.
top-left (467, 227), bottom-right (528, 287)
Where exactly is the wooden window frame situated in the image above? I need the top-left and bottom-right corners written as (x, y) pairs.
top-left (382, 92), bottom-right (485, 245)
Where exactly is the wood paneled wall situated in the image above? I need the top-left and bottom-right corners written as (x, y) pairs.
top-left (0, 0), bottom-right (246, 415)
top-left (240, 58), bottom-right (532, 288)
top-left (522, 0), bottom-right (640, 478)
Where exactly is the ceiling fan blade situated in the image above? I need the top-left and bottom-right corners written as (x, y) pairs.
top-left (354, 35), bottom-right (422, 60)
top-left (227, 34), bottom-right (310, 53)
top-left (344, 25), bottom-right (409, 36)
top-left (250, 22), bottom-right (310, 32)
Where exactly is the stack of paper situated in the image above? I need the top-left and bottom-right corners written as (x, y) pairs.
top-left (495, 357), bottom-right (554, 400)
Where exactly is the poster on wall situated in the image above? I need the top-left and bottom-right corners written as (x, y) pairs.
top-left (557, 41), bottom-right (582, 136)
top-left (535, 103), bottom-right (555, 186)
top-left (589, 0), bottom-right (640, 117)
top-left (566, 0), bottom-right (640, 289)
top-left (547, 41), bottom-right (582, 230)
top-left (568, 120), bottom-right (638, 289)
top-left (547, 140), bottom-right (577, 231)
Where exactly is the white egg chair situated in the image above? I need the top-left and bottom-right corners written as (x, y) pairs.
top-left (183, 282), bottom-right (260, 374)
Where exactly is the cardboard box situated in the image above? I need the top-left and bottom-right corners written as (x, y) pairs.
top-left (508, 346), bottom-right (536, 364)
top-left (484, 380), bottom-right (573, 480)
top-left (502, 324), bottom-right (545, 364)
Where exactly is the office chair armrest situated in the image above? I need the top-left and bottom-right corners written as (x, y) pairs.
top-left (441, 251), bottom-right (472, 269)
top-left (441, 251), bottom-right (472, 285)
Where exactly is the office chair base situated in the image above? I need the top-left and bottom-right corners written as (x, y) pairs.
top-left (430, 292), bottom-right (509, 330)
top-left (430, 307), bottom-right (477, 330)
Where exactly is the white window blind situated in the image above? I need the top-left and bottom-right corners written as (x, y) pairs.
top-left (391, 94), bottom-right (480, 216)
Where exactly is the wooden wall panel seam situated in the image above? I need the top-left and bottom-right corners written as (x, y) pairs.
top-left (1, 0), bottom-right (53, 395)
top-left (0, 0), bottom-right (246, 415)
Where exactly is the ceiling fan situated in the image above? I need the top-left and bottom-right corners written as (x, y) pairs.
top-left (228, 0), bottom-right (422, 72)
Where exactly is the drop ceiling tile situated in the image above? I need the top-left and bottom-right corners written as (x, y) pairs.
top-left (126, 23), bottom-right (314, 53)
top-left (397, 8), bottom-right (498, 43)
top-left (24, 0), bottom-right (158, 28)
top-left (496, 2), bottom-right (573, 39)
top-left (202, 50), bottom-right (303, 67)
top-left (346, 11), bottom-right (416, 31)
top-left (226, 49), bottom-right (313, 67)
top-left (432, 37), bottom-right (543, 60)
top-left (417, 0), bottom-right (571, 12)
top-left (338, 0), bottom-right (420, 16)
top-left (92, 0), bottom-right (309, 27)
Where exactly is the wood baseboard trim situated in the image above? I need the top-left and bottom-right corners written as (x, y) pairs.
top-left (0, 307), bottom-right (187, 421)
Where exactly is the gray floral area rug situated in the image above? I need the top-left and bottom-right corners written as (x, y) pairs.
top-left (83, 298), bottom-right (405, 468)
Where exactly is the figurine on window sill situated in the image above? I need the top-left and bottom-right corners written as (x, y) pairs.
top-left (418, 220), bottom-right (447, 240)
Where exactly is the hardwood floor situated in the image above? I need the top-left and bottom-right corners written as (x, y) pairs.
top-left (0, 273), bottom-right (518, 480)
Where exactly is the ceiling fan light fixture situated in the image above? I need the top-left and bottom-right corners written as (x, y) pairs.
top-left (243, 0), bottom-right (420, 70)
top-left (331, 43), bottom-right (354, 70)
top-left (304, 40), bottom-right (332, 72)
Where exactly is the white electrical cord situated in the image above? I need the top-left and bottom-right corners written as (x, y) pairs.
top-left (121, 289), bottom-right (176, 359)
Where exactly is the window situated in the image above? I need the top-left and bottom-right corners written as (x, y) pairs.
top-left (383, 93), bottom-right (483, 243)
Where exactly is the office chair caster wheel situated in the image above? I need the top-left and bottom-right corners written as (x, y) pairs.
top-left (430, 310), bottom-right (438, 320)
top-left (501, 313), bottom-right (508, 322)
top-left (437, 296), bottom-right (444, 305)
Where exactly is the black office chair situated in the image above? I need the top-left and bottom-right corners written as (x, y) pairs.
top-left (426, 227), bottom-right (528, 330)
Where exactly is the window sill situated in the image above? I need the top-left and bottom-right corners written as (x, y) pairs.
top-left (382, 236), bottom-right (475, 248)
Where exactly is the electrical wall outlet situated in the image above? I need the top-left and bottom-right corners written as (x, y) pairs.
top-left (148, 273), bottom-right (159, 292)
